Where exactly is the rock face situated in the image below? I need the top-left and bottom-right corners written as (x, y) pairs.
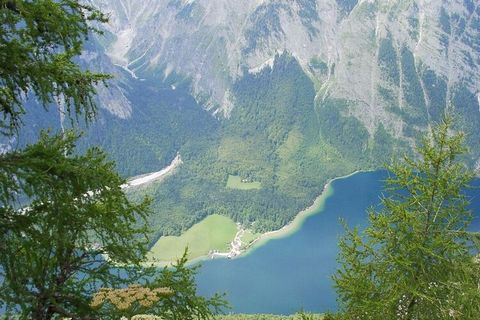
top-left (89, 0), bottom-right (479, 134)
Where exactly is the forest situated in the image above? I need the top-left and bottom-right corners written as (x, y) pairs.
top-left (120, 52), bottom-right (404, 241)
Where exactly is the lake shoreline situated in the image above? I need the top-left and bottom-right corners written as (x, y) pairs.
top-left (147, 170), bottom-right (367, 267)
top-left (238, 170), bottom-right (365, 257)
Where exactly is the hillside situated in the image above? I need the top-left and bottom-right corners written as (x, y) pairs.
top-left (23, 0), bottom-right (480, 239)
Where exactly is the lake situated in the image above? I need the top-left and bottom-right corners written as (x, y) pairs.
top-left (195, 171), bottom-right (480, 315)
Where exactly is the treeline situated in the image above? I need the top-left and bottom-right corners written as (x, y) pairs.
top-left (35, 39), bottom-right (478, 246)
top-left (129, 53), bottom-right (347, 239)
top-left (123, 53), bottom-right (402, 242)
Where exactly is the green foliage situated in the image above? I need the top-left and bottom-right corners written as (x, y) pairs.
top-left (0, 0), bottom-right (109, 135)
top-left (0, 131), bottom-right (151, 318)
top-left (0, 2), bottom-right (227, 319)
top-left (451, 85), bottom-right (480, 166)
top-left (465, 16), bottom-right (480, 53)
top-left (419, 67), bottom-right (447, 122)
top-left (126, 54), bottom-right (400, 239)
top-left (318, 99), bottom-right (369, 162)
top-left (138, 54), bottom-right (368, 239)
top-left (133, 52), bottom-right (338, 237)
top-left (147, 251), bottom-right (228, 320)
top-left (463, 0), bottom-right (475, 14)
top-left (371, 123), bottom-right (394, 165)
top-left (297, 311), bottom-right (321, 320)
top-left (400, 46), bottom-right (427, 124)
top-left (226, 175), bottom-right (262, 190)
top-left (97, 250), bottom-right (228, 320)
top-left (309, 57), bottom-right (329, 76)
top-left (407, 10), bottom-right (419, 41)
top-left (439, 7), bottom-right (451, 34)
top-left (334, 117), bottom-right (480, 319)
top-left (148, 214), bottom-right (237, 261)
top-left (296, 0), bottom-right (319, 37)
top-left (378, 37), bottom-right (400, 86)
top-left (0, 2), bottom-right (133, 318)
top-left (438, 8), bottom-right (452, 50)
top-left (175, 2), bottom-right (203, 22)
top-left (377, 86), bottom-right (397, 107)
top-left (84, 78), bottom-right (219, 177)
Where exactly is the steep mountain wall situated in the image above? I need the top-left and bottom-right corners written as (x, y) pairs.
top-left (89, 0), bottom-right (479, 131)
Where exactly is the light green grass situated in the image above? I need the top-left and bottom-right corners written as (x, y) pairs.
top-left (226, 175), bottom-right (262, 190)
top-left (148, 214), bottom-right (237, 262)
top-left (240, 229), bottom-right (261, 249)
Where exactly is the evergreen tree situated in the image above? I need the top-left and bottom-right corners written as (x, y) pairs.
top-left (0, 0), bottom-right (109, 134)
top-left (93, 251), bottom-right (227, 320)
top-left (0, 1), bottom-right (226, 318)
top-left (0, 131), bottom-right (151, 319)
top-left (334, 117), bottom-right (480, 319)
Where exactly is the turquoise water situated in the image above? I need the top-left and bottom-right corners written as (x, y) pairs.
top-left (195, 171), bottom-right (480, 314)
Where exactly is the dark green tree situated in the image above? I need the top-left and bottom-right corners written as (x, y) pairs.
top-left (0, 1), bottom-right (226, 319)
top-left (93, 250), bottom-right (228, 320)
top-left (148, 251), bottom-right (227, 320)
top-left (334, 117), bottom-right (480, 319)
top-left (0, 0), bottom-right (109, 135)
top-left (0, 131), bottom-right (151, 319)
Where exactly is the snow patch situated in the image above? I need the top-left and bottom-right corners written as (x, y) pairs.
top-left (358, 0), bottom-right (375, 4)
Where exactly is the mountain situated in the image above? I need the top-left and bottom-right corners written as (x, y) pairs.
top-left (61, 0), bottom-right (480, 238)
top-left (90, 0), bottom-right (480, 129)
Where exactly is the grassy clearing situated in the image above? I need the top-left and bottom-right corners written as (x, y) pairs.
top-left (240, 229), bottom-right (261, 249)
top-left (148, 214), bottom-right (237, 262)
top-left (226, 175), bottom-right (262, 190)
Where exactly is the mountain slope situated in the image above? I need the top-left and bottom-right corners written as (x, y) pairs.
top-left (90, 0), bottom-right (480, 123)
top-left (71, 0), bottom-right (480, 238)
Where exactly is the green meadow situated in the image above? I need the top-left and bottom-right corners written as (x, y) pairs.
top-left (148, 214), bottom-right (238, 262)
top-left (226, 175), bottom-right (262, 190)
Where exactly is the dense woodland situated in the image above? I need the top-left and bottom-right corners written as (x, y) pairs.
top-left (109, 53), bottom-right (405, 241)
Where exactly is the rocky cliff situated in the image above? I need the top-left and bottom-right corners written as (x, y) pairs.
top-left (88, 0), bottom-right (479, 141)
